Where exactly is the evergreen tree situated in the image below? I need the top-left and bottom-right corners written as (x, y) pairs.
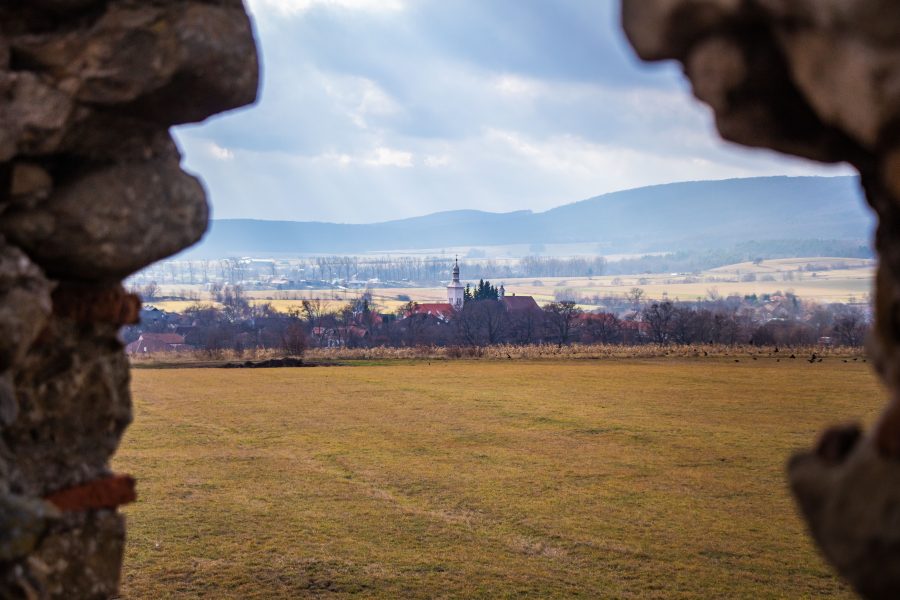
top-left (462, 279), bottom-right (500, 305)
top-left (471, 279), bottom-right (499, 302)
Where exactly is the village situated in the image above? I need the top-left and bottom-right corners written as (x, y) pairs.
top-left (123, 260), bottom-right (870, 356)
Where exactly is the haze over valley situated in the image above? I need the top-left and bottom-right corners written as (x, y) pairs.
top-left (184, 175), bottom-right (872, 261)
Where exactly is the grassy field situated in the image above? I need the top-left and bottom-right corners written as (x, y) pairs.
top-left (116, 358), bottom-right (881, 598)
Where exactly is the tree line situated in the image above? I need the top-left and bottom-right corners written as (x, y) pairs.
top-left (125, 284), bottom-right (870, 357)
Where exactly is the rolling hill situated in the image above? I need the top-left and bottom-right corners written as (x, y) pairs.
top-left (185, 175), bottom-right (873, 257)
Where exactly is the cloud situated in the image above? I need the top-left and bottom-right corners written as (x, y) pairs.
top-left (494, 75), bottom-right (541, 97)
top-left (423, 154), bottom-right (451, 168)
top-left (364, 147), bottom-right (413, 167)
top-left (321, 74), bottom-right (400, 129)
top-left (313, 146), bottom-right (414, 168)
top-left (173, 0), bottom-right (854, 225)
top-left (207, 142), bottom-right (235, 161)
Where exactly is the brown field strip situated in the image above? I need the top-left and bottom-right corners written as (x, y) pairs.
top-left (117, 359), bottom-right (882, 598)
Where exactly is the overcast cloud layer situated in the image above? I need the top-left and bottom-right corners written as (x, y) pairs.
top-left (173, 0), bottom-right (851, 224)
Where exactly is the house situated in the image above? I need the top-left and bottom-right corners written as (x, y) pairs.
top-left (619, 319), bottom-right (650, 343)
top-left (401, 258), bottom-right (465, 322)
top-left (408, 303), bottom-right (456, 322)
top-left (125, 332), bottom-right (190, 354)
top-left (500, 291), bottom-right (540, 314)
top-left (339, 325), bottom-right (370, 345)
top-left (269, 277), bottom-right (295, 290)
top-left (310, 326), bottom-right (369, 348)
top-left (138, 306), bottom-right (167, 327)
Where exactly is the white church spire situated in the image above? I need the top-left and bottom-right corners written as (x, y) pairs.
top-left (447, 256), bottom-right (464, 310)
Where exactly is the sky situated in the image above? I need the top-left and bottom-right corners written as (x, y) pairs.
top-left (173, 0), bottom-right (851, 224)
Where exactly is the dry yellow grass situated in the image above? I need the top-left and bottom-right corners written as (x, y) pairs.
top-left (127, 344), bottom-right (865, 368)
top-left (145, 300), bottom-right (211, 313)
top-left (706, 257), bottom-right (874, 274)
top-left (498, 265), bottom-right (873, 304)
top-left (117, 359), bottom-right (881, 598)
top-left (302, 343), bottom-right (863, 362)
top-left (149, 296), bottom-right (408, 315)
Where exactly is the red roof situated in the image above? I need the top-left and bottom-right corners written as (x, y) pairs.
top-left (125, 333), bottom-right (188, 354)
top-left (408, 303), bottom-right (455, 320)
top-left (501, 295), bottom-right (540, 312)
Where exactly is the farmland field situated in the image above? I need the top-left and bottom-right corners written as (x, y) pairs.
top-left (148, 257), bottom-right (874, 315)
top-left (117, 359), bottom-right (882, 598)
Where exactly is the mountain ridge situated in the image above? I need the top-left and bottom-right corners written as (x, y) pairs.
top-left (185, 175), bottom-right (872, 257)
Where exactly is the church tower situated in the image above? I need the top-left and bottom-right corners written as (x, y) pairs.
top-left (447, 257), bottom-right (464, 310)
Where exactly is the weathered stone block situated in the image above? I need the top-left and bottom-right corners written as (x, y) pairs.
top-left (0, 0), bottom-right (258, 595)
top-left (7, 316), bottom-right (131, 497)
top-left (621, 1), bottom-right (900, 596)
top-left (1, 160), bottom-right (209, 280)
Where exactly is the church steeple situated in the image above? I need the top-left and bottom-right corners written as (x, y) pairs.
top-left (447, 256), bottom-right (464, 310)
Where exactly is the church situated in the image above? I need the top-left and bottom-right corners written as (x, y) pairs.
top-left (446, 258), bottom-right (465, 310)
top-left (406, 259), bottom-right (540, 320)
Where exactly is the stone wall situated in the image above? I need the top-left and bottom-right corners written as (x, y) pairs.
top-left (4, 0), bottom-right (897, 596)
top-left (0, 1), bottom-right (258, 597)
top-left (622, 2), bottom-right (900, 597)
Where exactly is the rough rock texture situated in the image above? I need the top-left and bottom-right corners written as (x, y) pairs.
top-left (622, 2), bottom-right (900, 597)
top-left (0, 0), bottom-right (258, 597)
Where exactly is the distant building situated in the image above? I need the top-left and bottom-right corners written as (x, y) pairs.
top-left (311, 326), bottom-right (370, 348)
top-left (402, 259), bottom-right (463, 321)
top-left (269, 277), bottom-right (294, 290)
top-left (125, 333), bottom-right (189, 354)
top-left (138, 306), bottom-right (166, 327)
top-left (619, 319), bottom-right (650, 343)
top-left (447, 258), bottom-right (464, 310)
top-left (400, 260), bottom-right (541, 321)
top-left (408, 303), bottom-right (456, 322)
top-left (501, 294), bottom-right (540, 313)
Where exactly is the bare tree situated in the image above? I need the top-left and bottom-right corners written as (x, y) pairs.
top-left (711, 310), bottom-right (741, 345)
top-left (626, 287), bottom-right (644, 309)
top-left (691, 309), bottom-right (716, 343)
top-left (833, 308), bottom-right (868, 346)
top-left (142, 281), bottom-right (160, 302)
top-left (583, 312), bottom-right (621, 344)
top-left (456, 299), bottom-right (506, 346)
top-left (669, 306), bottom-right (696, 344)
top-left (543, 301), bottom-right (583, 346)
top-left (507, 306), bottom-right (543, 344)
top-left (301, 298), bottom-right (326, 329)
top-left (220, 285), bottom-right (249, 322)
top-left (394, 301), bottom-right (431, 346)
top-left (642, 301), bottom-right (675, 344)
